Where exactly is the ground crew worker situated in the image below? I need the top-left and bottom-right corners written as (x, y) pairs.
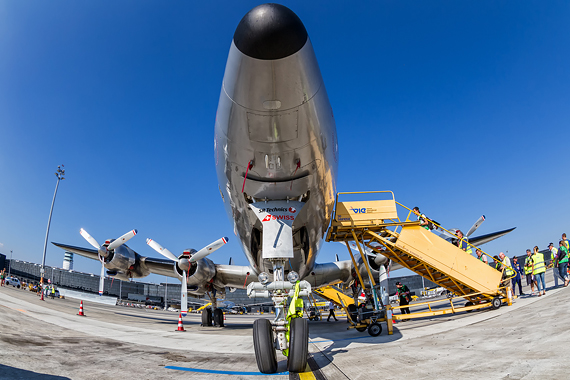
top-left (511, 256), bottom-right (524, 296)
top-left (532, 246), bottom-right (546, 296)
top-left (327, 300), bottom-right (338, 322)
top-left (456, 230), bottom-right (472, 255)
top-left (0, 270), bottom-right (4, 286)
top-left (548, 243), bottom-right (561, 287)
top-left (524, 249), bottom-right (535, 294)
top-left (51, 286), bottom-right (56, 299)
top-left (499, 252), bottom-right (514, 298)
top-left (475, 249), bottom-right (488, 264)
top-left (557, 240), bottom-right (569, 287)
top-left (395, 281), bottom-right (411, 320)
top-left (493, 255), bottom-right (502, 271)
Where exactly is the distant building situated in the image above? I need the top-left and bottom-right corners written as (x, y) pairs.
top-left (0, 253), bottom-right (5, 270)
top-left (63, 251), bottom-right (73, 270)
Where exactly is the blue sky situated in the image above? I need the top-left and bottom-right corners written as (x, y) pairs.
top-left (1, 1), bottom-right (569, 283)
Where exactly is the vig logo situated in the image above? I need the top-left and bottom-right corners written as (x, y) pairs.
top-left (350, 207), bottom-right (367, 214)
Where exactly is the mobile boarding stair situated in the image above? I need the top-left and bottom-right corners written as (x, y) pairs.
top-left (326, 191), bottom-right (515, 327)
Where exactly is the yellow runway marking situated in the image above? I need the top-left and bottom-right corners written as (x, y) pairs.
top-left (298, 364), bottom-right (316, 380)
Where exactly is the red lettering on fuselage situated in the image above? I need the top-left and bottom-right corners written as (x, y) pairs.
top-left (262, 214), bottom-right (295, 222)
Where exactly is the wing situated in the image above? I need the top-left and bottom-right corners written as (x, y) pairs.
top-left (52, 242), bottom-right (99, 260)
top-left (468, 227), bottom-right (516, 246)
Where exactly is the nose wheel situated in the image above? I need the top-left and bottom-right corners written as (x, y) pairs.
top-left (253, 319), bottom-right (278, 374)
top-left (287, 317), bottom-right (309, 372)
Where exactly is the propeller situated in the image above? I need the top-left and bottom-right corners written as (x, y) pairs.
top-left (466, 215), bottom-right (486, 237)
top-left (79, 228), bottom-right (138, 297)
top-left (146, 236), bottom-right (229, 316)
top-left (190, 237), bottom-right (229, 262)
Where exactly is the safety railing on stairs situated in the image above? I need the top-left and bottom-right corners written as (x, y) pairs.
top-left (327, 191), bottom-right (516, 301)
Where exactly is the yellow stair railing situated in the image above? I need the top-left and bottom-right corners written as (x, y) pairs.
top-left (326, 191), bottom-right (514, 303)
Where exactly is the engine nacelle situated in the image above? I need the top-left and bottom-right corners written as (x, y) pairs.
top-left (174, 256), bottom-right (217, 295)
top-left (103, 244), bottom-right (136, 274)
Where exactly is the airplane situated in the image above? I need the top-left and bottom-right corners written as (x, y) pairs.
top-left (54, 3), bottom-right (514, 374)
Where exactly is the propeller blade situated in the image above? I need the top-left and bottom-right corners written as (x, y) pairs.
top-left (335, 254), bottom-right (339, 262)
top-left (107, 229), bottom-right (138, 251)
top-left (466, 215), bottom-right (486, 237)
top-left (190, 237), bottom-right (229, 263)
top-left (146, 238), bottom-right (179, 262)
top-left (181, 270), bottom-right (188, 316)
top-left (99, 262), bottom-right (105, 296)
top-left (80, 228), bottom-right (100, 249)
top-left (228, 257), bottom-right (234, 265)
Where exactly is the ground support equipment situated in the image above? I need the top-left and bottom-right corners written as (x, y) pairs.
top-left (326, 191), bottom-right (515, 323)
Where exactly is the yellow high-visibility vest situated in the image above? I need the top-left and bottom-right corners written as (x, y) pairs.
top-left (532, 253), bottom-right (546, 275)
top-left (524, 257), bottom-right (533, 275)
top-left (503, 257), bottom-right (514, 276)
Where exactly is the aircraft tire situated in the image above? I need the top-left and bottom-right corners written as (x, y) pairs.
top-left (201, 308), bottom-right (212, 326)
top-left (288, 318), bottom-right (308, 373)
top-left (213, 308), bottom-right (224, 327)
top-left (491, 297), bottom-right (502, 310)
top-left (465, 301), bottom-right (474, 313)
top-left (356, 325), bottom-right (367, 332)
top-left (253, 319), bottom-right (277, 374)
top-left (367, 322), bottom-right (382, 337)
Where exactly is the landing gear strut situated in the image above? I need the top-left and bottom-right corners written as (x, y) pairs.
top-left (248, 260), bottom-right (311, 374)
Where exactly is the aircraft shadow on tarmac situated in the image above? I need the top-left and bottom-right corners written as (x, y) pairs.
top-left (113, 311), bottom-right (256, 329)
top-left (307, 319), bottom-right (403, 362)
top-left (0, 364), bottom-right (72, 380)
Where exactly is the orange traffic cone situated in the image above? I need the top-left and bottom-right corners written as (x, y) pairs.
top-left (176, 313), bottom-right (185, 332)
top-left (78, 300), bottom-right (86, 316)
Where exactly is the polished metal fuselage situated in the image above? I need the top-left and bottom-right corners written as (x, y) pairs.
top-left (215, 39), bottom-right (338, 279)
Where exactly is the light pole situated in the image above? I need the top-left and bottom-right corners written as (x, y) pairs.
top-left (40, 165), bottom-right (65, 286)
top-left (164, 276), bottom-right (168, 310)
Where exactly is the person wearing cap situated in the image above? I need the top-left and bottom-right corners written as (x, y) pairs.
top-left (395, 281), bottom-right (411, 320)
top-left (532, 246), bottom-right (546, 296)
top-left (557, 240), bottom-right (569, 287)
top-left (523, 249), bottom-right (535, 294)
top-left (548, 242), bottom-right (561, 287)
top-left (511, 256), bottom-right (524, 296)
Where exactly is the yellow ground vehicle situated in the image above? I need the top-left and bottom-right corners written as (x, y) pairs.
top-left (326, 191), bottom-right (515, 330)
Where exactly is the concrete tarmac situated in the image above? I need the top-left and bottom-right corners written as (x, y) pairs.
top-left (1, 270), bottom-right (569, 379)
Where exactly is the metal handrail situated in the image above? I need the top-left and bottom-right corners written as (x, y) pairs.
top-left (331, 190), bottom-right (516, 278)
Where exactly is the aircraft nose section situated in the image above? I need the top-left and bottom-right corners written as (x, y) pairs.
top-left (233, 3), bottom-right (308, 60)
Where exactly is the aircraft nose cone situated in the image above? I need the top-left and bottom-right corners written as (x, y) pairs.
top-left (233, 3), bottom-right (308, 60)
